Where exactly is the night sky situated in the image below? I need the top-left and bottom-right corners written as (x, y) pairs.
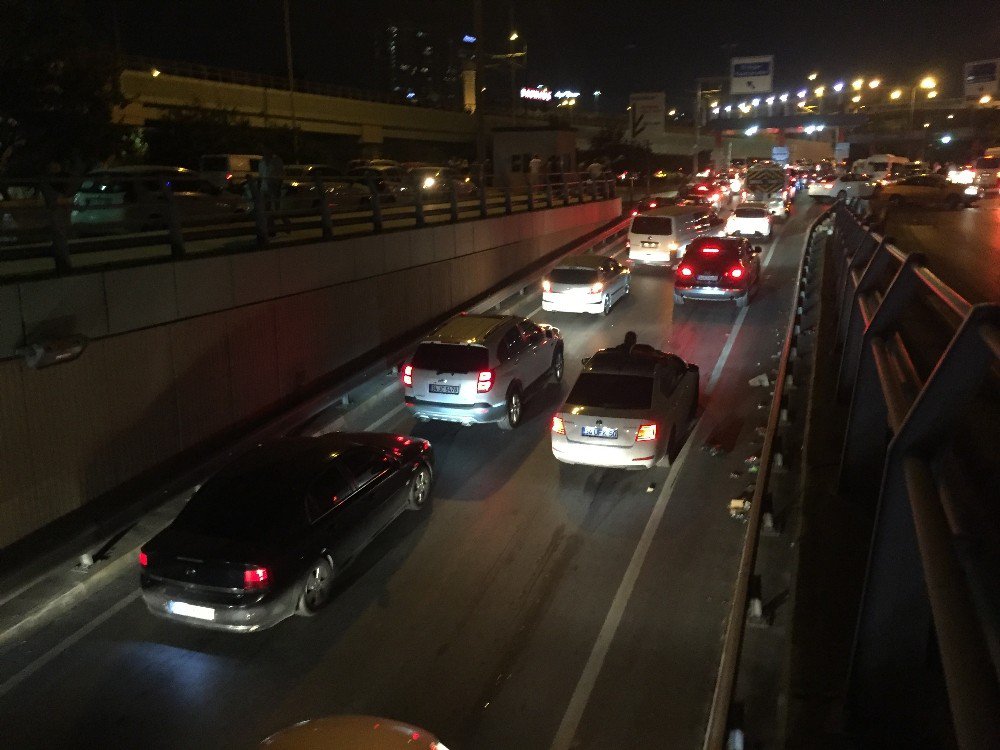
top-left (106, 0), bottom-right (1000, 111)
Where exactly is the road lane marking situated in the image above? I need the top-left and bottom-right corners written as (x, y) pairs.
top-left (0, 590), bottom-right (141, 700)
top-left (366, 402), bottom-right (407, 432)
top-left (550, 423), bottom-right (702, 750)
top-left (705, 307), bottom-right (749, 395)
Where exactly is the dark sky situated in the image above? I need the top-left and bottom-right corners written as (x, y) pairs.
top-left (106, 0), bottom-right (1000, 111)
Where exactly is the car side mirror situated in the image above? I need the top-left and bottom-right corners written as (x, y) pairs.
top-left (753, 246), bottom-right (762, 254)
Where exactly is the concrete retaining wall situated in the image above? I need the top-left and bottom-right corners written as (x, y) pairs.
top-left (0, 200), bottom-right (620, 548)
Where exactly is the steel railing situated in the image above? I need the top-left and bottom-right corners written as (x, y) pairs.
top-left (0, 174), bottom-right (617, 279)
top-left (827, 201), bottom-right (1000, 747)
top-left (703, 204), bottom-right (834, 749)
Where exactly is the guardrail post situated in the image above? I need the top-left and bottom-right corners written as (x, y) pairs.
top-left (414, 184), bottom-right (426, 227)
top-left (835, 237), bottom-right (891, 400)
top-left (313, 174), bottom-right (333, 240)
top-left (504, 186), bottom-right (513, 215)
top-left (478, 183), bottom-right (488, 218)
top-left (39, 181), bottom-right (72, 273)
top-left (159, 179), bottom-right (185, 259)
top-left (527, 184), bottom-right (535, 211)
top-left (839, 255), bottom-right (925, 498)
top-left (247, 178), bottom-right (269, 247)
top-left (449, 182), bottom-right (459, 222)
top-left (365, 178), bottom-right (383, 233)
top-left (562, 180), bottom-right (570, 207)
top-left (545, 182), bottom-right (554, 208)
top-left (590, 179), bottom-right (598, 202)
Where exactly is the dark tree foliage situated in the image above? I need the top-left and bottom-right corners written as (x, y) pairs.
top-left (0, 0), bottom-right (124, 176)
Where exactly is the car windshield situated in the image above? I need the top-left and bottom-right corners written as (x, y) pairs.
top-left (550, 268), bottom-right (600, 285)
top-left (174, 470), bottom-right (309, 542)
top-left (631, 216), bottom-right (672, 235)
top-left (412, 343), bottom-right (489, 373)
top-left (735, 207), bottom-right (769, 218)
top-left (567, 373), bottom-right (653, 410)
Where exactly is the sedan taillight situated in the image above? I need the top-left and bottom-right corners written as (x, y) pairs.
top-left (635, 423), bottom-right (657, 442)
top-left (244, 567), bottom-right (270, 590)
top-left (477, 370), bottom-right (494, 393)
top-left (402, 364), bottom-right (413, 387)
top-left (551, 416), bottom-right (566, 434)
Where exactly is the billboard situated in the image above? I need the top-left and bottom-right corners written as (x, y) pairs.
top-left (730, 55), bottom-right (774, 94)
top-left (629, 92), bottom-right (665, 139)
top-left (964, 59), bottom-right (999, 99)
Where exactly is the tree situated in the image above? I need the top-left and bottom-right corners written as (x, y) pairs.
top-left (0, 0), bottom-right (124, 176)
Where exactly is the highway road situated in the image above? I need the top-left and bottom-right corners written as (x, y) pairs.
top-left (884, 195), bottom-right (1000, 304)
top-left (0, 200), bottom-right (822, 749)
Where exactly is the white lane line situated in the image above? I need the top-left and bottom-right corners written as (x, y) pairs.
top-left (0, 590), bottom-right (141, 700)
top-left (550, 425), bottom-right (702, 750)
top-left (705, 306), bottom-right (749, 395)
top-left (366, 402), bottom-right (407, 432)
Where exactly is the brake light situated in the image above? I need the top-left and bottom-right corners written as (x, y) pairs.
top-left (244, 567), bottom-right (269, 589)
top-left (138, 550), bottom-right (148, 567)
top-left (226, 172), bottom-right (233, 181)
top-left (635, 423), bottom-right (657, 442)
top-left (551, 416), bottom-right (566, 434)
top-left (701, 246), bottom-right (721, 254)
top-left (477, 370), bottom-right (494, 393)
top-left (678, 265), bottom-right (694, 277)
top-left (402, 364), bottom-right (413, 387)
top-left (729, 267), bottom-right (744, 279)
top-left (542, 279), bottom-right (551, 292)
top-left (696, 185), bottom-right (709, 191)
top-left (649, 201), bottom-right (657, 208)
top-left (591, 282), bottom-right (604, 294)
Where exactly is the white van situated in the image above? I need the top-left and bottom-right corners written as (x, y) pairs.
top-left (973, 147), bottom-right (1000, 192)
top-left (199, 154), bottom-right (262, 191)
top-left (627, 206), bottom-right (724, 268)
top-left (851, 154), bottom-right (910, 182)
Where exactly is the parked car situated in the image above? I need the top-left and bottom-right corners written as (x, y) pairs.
top-left (405, 166), bottom-right (476, 198)
top-left (139, 432), bottom-right (434, 632)
top-left (550, 343), bottom-right (699, 469)
top-left (71, 167), bottom-right (246, 235)
top-left (872, 173), bottom-right (979, 209)
top-left (541, 255), bottom-right (630, 315)
top-left (199, 153), bottom-right (261, 191)
top-left (403, 313), bottom-right (563, 429)
top-left (346, 165), bottom-right (407, 203)
top-left (674, 235), bottom-right (762, 308)
top-left (281, 172), bottom-right (373, 213)
top-left (725, 203), bottom-right (773, 238)
top-left (808, 173), bottom-right (877, 203)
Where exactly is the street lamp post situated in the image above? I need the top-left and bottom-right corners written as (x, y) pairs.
top-left (282, 0), bottom-right (299, 161)
top-left (909, 75), bottom-right (936, 132)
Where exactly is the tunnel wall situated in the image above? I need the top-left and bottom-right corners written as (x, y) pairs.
top-left (0, 200), bottom-right (620, 548)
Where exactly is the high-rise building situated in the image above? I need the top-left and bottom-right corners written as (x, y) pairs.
top-left (380, 25), bottom-right (471, 107)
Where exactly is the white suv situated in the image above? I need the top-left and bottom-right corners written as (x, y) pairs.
top-left (403, 314), bottom-right (563, 429)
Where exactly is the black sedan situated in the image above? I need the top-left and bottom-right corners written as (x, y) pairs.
top-left (139, 432), bottom-right (433, 632)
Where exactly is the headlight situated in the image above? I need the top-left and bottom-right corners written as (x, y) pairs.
top-left (964, 185), bottom-right (979, 196)
top-left (667, 241), bottom-right (679, 251)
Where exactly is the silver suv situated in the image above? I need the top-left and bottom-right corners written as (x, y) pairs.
top-left (403, 314), bottom-right (564, 429)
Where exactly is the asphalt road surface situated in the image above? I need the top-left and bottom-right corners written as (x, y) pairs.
top-left (884, 195), bottom-right (1000, 304)
top-left (0, 200), bottom-right (822, 749)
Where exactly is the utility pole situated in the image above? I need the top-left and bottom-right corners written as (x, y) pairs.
top-left (283, 0), bottom-right (300, 161)
top-left (474, 0), bottom-right (486, 166)
top-left (693, 79), bottom-right (702, 175)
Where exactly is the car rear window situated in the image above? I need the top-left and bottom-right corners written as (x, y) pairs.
top-left (412, 343), bottom-right (489, 373)
top-left (735, 207), bottom-right (769, 218)
top-left (550, 268), bottom-right (600, 285)
top-left (567, 373), bottom-right (653, 410)
top-left (630, 216), bottom-right (672, 235)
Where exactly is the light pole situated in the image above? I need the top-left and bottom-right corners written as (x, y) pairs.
top-left (909, 75), bottom-right (936, 131)
top-left (593, 90), bottom-right (601, 114)
top-left (282, 0), bottom-right (299, 161)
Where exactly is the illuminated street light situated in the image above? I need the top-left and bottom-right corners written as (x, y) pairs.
top-left (947, 113), bottom-right (954, 119)
top-left (979, 94), bottom-right (993, 105)
top-left (709, 100), bottom-right (719, 108)
top-left (750, 98), bottom-right (760, 107)
top-left (919, 76), bottom-right (936, 90)
top-left (807, 72), bottom-right (818, 81)
top-left (150, 68), bottom-right (161, 77)
top-left (852, 78), bottom-right (864, 91)
top-left (797, 101), bottom-right (807, 108)
top-left (712, 107), bottom-right (720, 115)
top-left (923, 122), bottom-right (930, 128)
top-left (927, 90), bottom-right (938, 99)
top-left (814, 86), bottom-right (825, 97)
top-left (668, 108), bottom-right (677, 116)
top-left (724, 105), bottom-right (733, 112)
top-left (779, 92), bottom-right (789, 102)
top-left (765, 95), bottom-right (775, 105)
top-left (851, 94), bottom-right (861, 103)
top-left (890, 89), bottom-right (903, 100)
top-left (833, 81), bottom-right (845, 92)
top-left (745, 125), bottom-right (759, 136)
top-left (940, 134), bottom-right (952, 144)
top-left (868, 78), bottom-right (881, 89)
top-left (509, 31), bottom-right (519, 41)
top-left (797, 89), bottom-right (807, 98)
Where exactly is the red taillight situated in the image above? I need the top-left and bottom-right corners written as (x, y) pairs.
top-left (402, 364), bottom-right (413, 387)
top-left (138, 550), bottom-right (148, 567)
top-left (477, 370), bottom-right (494, 393)
top-left (631, 209), bottom-right (639, 216)
top-left (635, 423), bottom-right (657, 442)
top-left (542, 279), bottom-right (551, 292)
top-left (552, 416), bottom-right (566, 434)
top-left (696, 185), bottom-right (709, 191)
top-left (679, 266), bottom-right (694, 277)
top-left (244, 567), bottom-right (269, 589)
top-left (226, 172), bottom-right (233, 181)
top-left (649, 201), bottom-right (657, 208)
top-left (729, 267), bottom-right (744, 279)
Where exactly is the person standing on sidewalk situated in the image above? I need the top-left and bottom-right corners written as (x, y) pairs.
top-left (259, 145), bottom-right (290, 234)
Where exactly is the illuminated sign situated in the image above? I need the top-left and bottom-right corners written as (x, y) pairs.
top-left (554, 90), bottom-right (581, 99)
top-left (462, 35), bottom-right (477, 43)
top-left (520, 87), bottom-right (552, 102)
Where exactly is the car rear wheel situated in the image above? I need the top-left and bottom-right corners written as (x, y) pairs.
top-left (551, 350), bottom-right (564, 383)
top-left (297, 557), bottom-right (335, 616)
top-left (497, 387), bottom-right (523, 430)
top-left (408, 465), bottom-right (432, 510)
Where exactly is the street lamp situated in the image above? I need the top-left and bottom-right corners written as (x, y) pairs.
top-left (797, 89), bottom-right (807, 98)
top-left (890, 89), bottom-right (903, 100)
top-left (927, 90), bottom-right (938, 99)
top-left (593, 90), bottom-right (601, 112)
top-left (851, 94), bottom-right (861, 103)
top-left (919, 76), bottom-right (936, 90)
top-left (940, 134), bottom-right (952, 144)
top-left (750, 98), bottom-right (760, 107)
top-left (807, 72), bottom-right (818, 81)
top-left (509, 31), bottom-right (518, 41)
top-left (852, 78), bottom-right (864, 91)
top-left (833, 81), bottom-right (845, 92)
top-left (779, 92), bottom-right (789, 101)
top-left (910, 75), bottom-right (936, 129)
top-left (980, 94), bottom-right (993, 105)
top-left (868, 78), bottom-right (881, 89)
top-left (814, 86), bottom-right (825, 97)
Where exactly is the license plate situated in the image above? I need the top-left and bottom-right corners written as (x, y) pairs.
top-left (429, 384), bottom-right (460, 394)
top-left (641, 241), bottom-right (657, 248)
top-left (168, 601), bottom-right (215, 621)
top-left (582, 425), bottom-right (618, 439)
top-left (697, 274), bottom-right (718, 282)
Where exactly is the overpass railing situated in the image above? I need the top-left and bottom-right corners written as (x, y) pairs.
top-left (704, 200), bottom-right (999, 748)
top-left (0, 173), bottom-right (617, 280)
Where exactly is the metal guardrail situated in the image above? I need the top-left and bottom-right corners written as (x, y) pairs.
top-left (703, 204), bottom-right (833, 749)
top-left (828, 202), bottom-right (1000, 747)
top-left (0, 174), bottom-right (617, 279)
